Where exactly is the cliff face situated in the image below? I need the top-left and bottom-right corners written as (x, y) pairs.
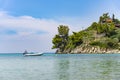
top-left (57, 45), bottom-right (120, 54)
top-left (53, 13), bottom-right (120, 54)
top-left (70, 46), bottom-right (120, 54)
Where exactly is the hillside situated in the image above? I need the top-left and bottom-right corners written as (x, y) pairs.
top-left (52, 13), bottom-right (120, 53)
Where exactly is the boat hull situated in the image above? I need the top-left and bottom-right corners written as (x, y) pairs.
top-left (24, 53), bottom-right (43, 56)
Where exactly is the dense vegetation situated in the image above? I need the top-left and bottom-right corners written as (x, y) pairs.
top-left (52, 25), bottom-right (69, 52)
top-left (52, 13), bottom-right (120, 53)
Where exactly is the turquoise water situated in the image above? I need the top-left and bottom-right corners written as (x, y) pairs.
top-left (0, 53), bottom-right (120, 80)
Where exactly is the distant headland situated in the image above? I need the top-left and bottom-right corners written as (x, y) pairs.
top-left (52, 13), bottom-right (120, 54)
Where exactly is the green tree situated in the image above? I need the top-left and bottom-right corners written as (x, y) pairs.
top-left (52, 25), bottom-right (69, 53)
top-left (99, 13), bottom-right (110, 23)
top-left (52, 35), bottom-right (62, 49)
top-left (103, 13), bottom-right (110, 19)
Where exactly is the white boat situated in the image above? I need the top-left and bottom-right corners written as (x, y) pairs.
top-left (24, 53), bottom-right (43, 56)
top-left (23, 51), bottom-right (43, 56)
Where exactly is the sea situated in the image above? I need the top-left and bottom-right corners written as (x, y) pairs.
top-left (0, 53), bottom-right (120, 80)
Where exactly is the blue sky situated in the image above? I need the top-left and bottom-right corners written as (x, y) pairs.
top-left (2, 0), bottom-right (118, 18)
top-left (0, 0), bottom-right (120, 52)
top-left (8, 0), bottom-right (104, 18)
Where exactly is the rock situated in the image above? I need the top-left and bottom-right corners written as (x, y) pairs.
top-left (67, 46), bottom-right (120, 54)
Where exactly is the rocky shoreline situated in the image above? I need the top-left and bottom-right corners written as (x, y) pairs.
top-left (57, 45), bottom-right (120, 54)
top-left (71, 47), bottom-right (120, 54)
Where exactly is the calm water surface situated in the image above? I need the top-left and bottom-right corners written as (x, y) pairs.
top-left (0, 53), bottom-right (120, 80)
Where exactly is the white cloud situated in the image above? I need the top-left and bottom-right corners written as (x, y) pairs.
top-left (0, 13), bottom-right (59, 35)
top-left (0, 12), bottom-right (58, 52)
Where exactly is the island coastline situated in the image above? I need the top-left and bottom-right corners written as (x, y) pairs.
top-left (52, 13), bottom-right (120, 54)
